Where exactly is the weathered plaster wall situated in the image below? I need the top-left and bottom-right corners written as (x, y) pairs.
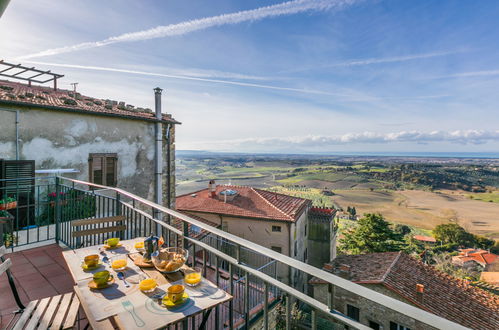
top-left (0, 105), bottom-right (175, 204)
top-left (182, 210), bottom-right (293, 282)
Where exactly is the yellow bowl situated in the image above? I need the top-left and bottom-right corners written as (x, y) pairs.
top-left (139, 278), bottom-right (157, 292)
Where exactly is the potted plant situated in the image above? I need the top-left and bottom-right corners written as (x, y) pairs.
top-left (2, 233), bottom-right (17, 247)
top-left (0, 197), bottom-right (17, 210)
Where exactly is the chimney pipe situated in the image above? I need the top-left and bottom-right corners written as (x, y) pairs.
top-left (416, 284), bottom-right (424, 303)
top-left (153, 87), bottom-right (163, 234)
top-left (208, 180), bottom-right (216, 198)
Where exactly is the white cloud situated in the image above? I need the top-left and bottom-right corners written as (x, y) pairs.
top-left (19, 0), bottom-right (358, 59)
top-left (186, 130), bottom-right (499, 151)
top-left (328, 50), bottom-right (464, 67)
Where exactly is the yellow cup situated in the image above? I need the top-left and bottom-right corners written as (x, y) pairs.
top-left (84, 254), bottom-right (99, 267)
top-left (93, 271), bottom-right (112, 286)
top-left (167, 284), bottom-right (185, 303)
top-left (105, 237), bottom-right (120, 247)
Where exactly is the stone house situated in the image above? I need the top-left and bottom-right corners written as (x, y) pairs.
top-left (0, 78), bottom-right (179, 208)
top-left (309, 252), bottom-right (499, 330)
top-left (176, 183), bottom-right (312, 289)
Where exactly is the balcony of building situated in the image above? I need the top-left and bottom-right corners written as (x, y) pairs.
top-left (0, 177), bottom-right (470, 329)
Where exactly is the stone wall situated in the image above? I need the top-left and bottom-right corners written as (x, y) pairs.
top-left (312, 282), bottom-right (438, 330)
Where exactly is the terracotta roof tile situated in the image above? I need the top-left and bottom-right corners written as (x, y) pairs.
top-left (176, 185), bottom-right (311, 222)
top-left (313, 252), bottom-right (499, 329)
top-left (453, 249), bottom-right (498, 267)
top-left (0, 80), bottom-right (179, 124)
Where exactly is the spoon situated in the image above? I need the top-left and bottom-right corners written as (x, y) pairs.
top-left (117, 272), bottom-right (130, 288)
top-left (102, 256), bottom-right (109, 264)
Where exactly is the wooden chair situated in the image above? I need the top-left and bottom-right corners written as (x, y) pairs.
top-left (71, 215), bottom-right (126, 247)
top-left (0, 246), bottom-right (81, 330)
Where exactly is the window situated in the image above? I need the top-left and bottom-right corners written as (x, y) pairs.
top-left (88, 153), bottom-right (117, 186)
top-left (346, 304), bottom-right (360, 322)
top-left (272, 225), bottom-right (281, 232)
top-left (369, 321), bottom-right (380, 330)
top-left (390, 322), bottom-right (410, 330)
top-left (304, 248), bottom-right (308, 261)
top-left (305, 224), bottom-right (307, 236)
top-left (294, 241), bottom-right (297, 256)
top-left (271, 246), bottom-right (282, 253)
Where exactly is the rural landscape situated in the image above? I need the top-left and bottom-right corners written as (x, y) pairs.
top-left (177, 151), bottom-right (499, 240)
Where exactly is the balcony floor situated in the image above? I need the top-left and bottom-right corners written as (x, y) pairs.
top-left (0, 244), bottom-right (89, 329)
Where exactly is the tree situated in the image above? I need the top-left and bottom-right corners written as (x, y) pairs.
top-left (474, 235), bottom-right (494, 250)
top-left (339, 213), bottom-right (405, 254)
top-left (433, 223), bottom-right (474, 246)
top-left (393, 224), bottom-right (412, 236)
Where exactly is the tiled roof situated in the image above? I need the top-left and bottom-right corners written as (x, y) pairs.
top-left (176, 185), bottom-right (311, 222)
top-left (0, 80), bottom-right (179, 124)
top-left (452, 249), bottom-right (498, 267)
top-left (311, 252), bottom-right (499, 330)
top-left (413, 235), bottom-right (436, 243)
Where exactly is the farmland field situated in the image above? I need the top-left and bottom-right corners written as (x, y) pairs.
top-left (176, 152), bottom-right (499, 239)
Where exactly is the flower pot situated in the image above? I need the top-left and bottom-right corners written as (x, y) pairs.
top-left (0, 204), bottom-right (5, 210)
top-left (7, 201), bottom-right (17, 209)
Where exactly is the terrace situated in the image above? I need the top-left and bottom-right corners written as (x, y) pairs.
top-left (0, 176), bottom-right (469, 329)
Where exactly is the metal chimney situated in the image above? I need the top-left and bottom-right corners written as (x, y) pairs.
top-left (153, 87), bottom-right (163, 234)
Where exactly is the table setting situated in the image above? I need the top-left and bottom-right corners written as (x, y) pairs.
top-left (62, 234), bottom-right (232, 329)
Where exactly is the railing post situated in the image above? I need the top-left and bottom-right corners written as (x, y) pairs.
top-left (286, 294), bottom-right (291, 330)
top-left (244, 271), bottom-right (250, 329)
top-left (327, 283), bottom-right (334, 311)
top-left (116, 192), bottom-right (123, 240)
top-left (311, 310), bottom-right (317, 330)
top-left (183, 221), bottom-right (189, 254)
top-left (55, 177), bottom-right (61, 243)
top-left (264, 282), bottom-right (269, 330)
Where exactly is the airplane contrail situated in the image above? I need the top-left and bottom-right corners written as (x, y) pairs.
top-left (19, 0), bottom-right (358, 59)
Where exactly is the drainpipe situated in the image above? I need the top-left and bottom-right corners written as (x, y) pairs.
top-left (0, 108), bottom-right (19, 160)
top-left (165, 123), bottom-right (171, 213)
top-left (153, 87), bottom-right (163, 235)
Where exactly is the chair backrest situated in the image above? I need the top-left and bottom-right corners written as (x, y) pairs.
top-left (71, 215), bottom-right (126, 238)
top-left (0, 245), bottom-right (12, 276)
top-left (0, 245), bottom-right (25, 310)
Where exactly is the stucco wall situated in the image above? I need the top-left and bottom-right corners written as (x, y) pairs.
top-left (312, 283), bottom-right (437, 330)
top-left (0, 106), bottom-right (175, 205)
top-left (182, 210), bottom-right (295, 282)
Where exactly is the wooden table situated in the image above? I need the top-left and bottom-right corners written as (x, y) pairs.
top-left (62, 239), bottom-right (232, 330)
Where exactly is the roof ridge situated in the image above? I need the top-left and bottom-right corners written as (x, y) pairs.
top-left (252, 188), bottom-right (293, 221)
top-left (381, 251), bottom-right (402, 282)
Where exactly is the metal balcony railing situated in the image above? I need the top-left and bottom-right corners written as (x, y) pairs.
top-left (0, 177), bottom-right (470, 330)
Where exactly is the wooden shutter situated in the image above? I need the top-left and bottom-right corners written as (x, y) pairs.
top-left (0, 160), bottom-right (35, 229)
top-left (88, 154), bottom-right (117, 186)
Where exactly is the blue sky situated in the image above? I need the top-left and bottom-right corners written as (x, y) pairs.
top-left (1, 0), bottom-right (499, 153)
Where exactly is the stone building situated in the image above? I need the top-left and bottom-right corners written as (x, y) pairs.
top-left (0, 78), bottom-right (179, 208)
top-left (309, 252), bottom-right (499, 330)
top-left (176, 183), bottom-right (311, 289)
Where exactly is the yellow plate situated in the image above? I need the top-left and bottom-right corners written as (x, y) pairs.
top-left (81, 260), bottom-right (103, 271)
top-left (103, 243), bottom-right (123, 250)
top-left (162, 293), bottom-right (189, 307)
